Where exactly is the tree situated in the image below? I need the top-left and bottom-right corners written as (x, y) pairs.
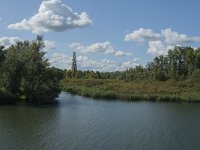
top-left (0, 46), bottom-right (5, 88)
top-left (71, 52), bottom-right (77, 76)
top-left (2, 44), bottom-right (24, 95)
top-left (0, 46), bottom-right (5, 64)
top-left (64, 46), bottom-right (200, 82)
top-left (195, 48), bottom-right (200, 69)
top-left (0, 36), bottom-right (64, 103)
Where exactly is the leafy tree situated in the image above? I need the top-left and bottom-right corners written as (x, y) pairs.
top-left (0, 36), bottom-right (65, 103)
top-left (195, 48), bottom-right (200, 69)
top-left (0, 46), bottom-right (5, 63)
top-left (0, 46), bottom-right (5, 87)
top-left (64, 46), bottom-right (200, 82)
top-left (2, 44), bottom-right (24, 95)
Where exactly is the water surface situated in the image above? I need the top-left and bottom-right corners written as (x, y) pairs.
top-left (0, 92), bottom-right (200, 150)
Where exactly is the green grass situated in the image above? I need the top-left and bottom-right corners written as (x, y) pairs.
top-left (60, 78), bottom-right (200, 102)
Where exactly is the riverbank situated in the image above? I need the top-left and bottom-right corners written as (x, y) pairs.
top-left (61, 78), bottom-right (200, 102)
top-left (0, 88), bottom-right (59, 105)
top-left (0, 88), bottom-right (17, 104)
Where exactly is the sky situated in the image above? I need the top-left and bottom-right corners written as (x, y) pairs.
top-left (1, 0), bottom-right (200, 71)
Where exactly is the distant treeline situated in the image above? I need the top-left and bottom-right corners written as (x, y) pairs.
top-left (1, 37), bottom-right (200, 104)
top-left (66, 46), bottom-right (200, 82)
top-left (0, 36), bottom-right (65, 104)
top-left (62, 46), bottom-right (200, 102)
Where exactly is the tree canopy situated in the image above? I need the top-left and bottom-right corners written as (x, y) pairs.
top-left (0, 36), bottom-right (65, 104)
top-left (65, 46), bottom-right (200, 82)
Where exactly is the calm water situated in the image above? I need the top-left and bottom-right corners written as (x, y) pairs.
top-left (0, 92), bottom-right (200, 150)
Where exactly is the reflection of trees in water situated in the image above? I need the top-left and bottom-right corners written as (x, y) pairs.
top-left (0, 105), bottom-right (60, 149)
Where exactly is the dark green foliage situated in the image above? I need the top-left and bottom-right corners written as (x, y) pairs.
top-left (71, 52), bottom-right (77, 77)
top-left (0, 46), bottom-right (5, 88)
top-left (0, 46), bottom-right (5, 63)
top-left (62, 46), bottom-right (200, 101)
top-left (0, 37), bottom-right (65, 104)
top-left (188, 69), bottom-right (200, 82)
top-left (65, 46), bottom-right (200, 82)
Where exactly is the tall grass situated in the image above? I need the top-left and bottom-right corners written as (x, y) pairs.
top-left (60, 78), bottom-right (200, 102)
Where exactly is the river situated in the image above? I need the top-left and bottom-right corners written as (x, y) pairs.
top-left (0, 92), bottom-right (200, 150)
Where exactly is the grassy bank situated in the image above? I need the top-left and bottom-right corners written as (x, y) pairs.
top-left (61, 78), bottom-right (200, 102)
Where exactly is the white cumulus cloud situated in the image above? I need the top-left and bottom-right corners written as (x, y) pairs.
top-left (0, 36), bottom-right (22, 48)
top-left (124, 28), bottom-right (161, 42)
top-left (8, 0), bottom-right (92, 34)
top-left (114, 50), bottom-right (132, 57)
top-left (148, 40), bottom-right (174, 56)
top-left (70, 41), bottom-right (132, 57)
top-left (0, 37), bottom-right (55, 53)
top-left (43, 40), bottom-right (56, 52)
top-left (125, 28), bottom-right (200, 56)
top-left (49, 53), bottom-right (140, 71)
top-left (161, 28), bottom-right (200, 45)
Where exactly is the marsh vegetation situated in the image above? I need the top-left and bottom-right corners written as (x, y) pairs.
top-left (62, 46), bottom-right (200, 102)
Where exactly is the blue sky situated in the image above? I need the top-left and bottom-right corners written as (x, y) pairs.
top-left (1, 0), bottom-right (200, 71)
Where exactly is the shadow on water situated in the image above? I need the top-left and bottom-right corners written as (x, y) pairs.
top-left (0, 99), bottom-right (62, 150)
